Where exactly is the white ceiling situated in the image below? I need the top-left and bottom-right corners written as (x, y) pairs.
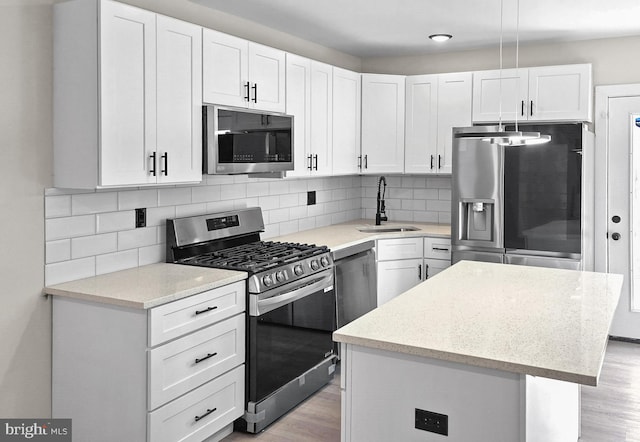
top-left (190, 0), bottom-right (640, 57)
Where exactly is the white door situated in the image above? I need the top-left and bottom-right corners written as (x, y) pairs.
top-left (156, 16), bottom-right (202, 184)
top-left (202, 29), bottom-right (248, 108)
top-left (436, 72), bottom-right (472, 174)
top-left (248, 43), bottom-right (286, 112)
top-left (361, 74), bottom-right (405, 174)
top-left (310, 61), bottom-right (333, 175)
top-left (285, 54), bottom-right (311, 177)
top-left (100, 0), bottom-right (156, 186)
top-left (595, 84), bottom-right (640, 339)
top-left (404, 74), bottom-right (438, 174)
top-left (332, 67), bottom-right (361, 175)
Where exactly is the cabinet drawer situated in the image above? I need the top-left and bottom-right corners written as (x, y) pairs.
top-left (424, 258), bottom-right (450, 279)
top-left (377, 238), bottom-right (424, 261)
top-left (148, 313), bottom-right (245, 410)
top-left (148, 280), bottom-right (245, 347)
top-left (148, 364), bottom-right (244, 442)
top-left (424, 237), bottom-right (451, 260)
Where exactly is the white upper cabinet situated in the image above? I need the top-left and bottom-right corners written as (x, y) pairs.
top-left (332, 67), bottom-right (361, 175)
top-left (527, 64), bottom-right (592, 121)
top-left (203, 28), bottom-right (285, 112)
top-left (473, 64), bottom-right (592, 123)
top-left (285, 55), bottom-right (333, 177)
top-left (361, 74), bottom-right (406, 174)
top-left (53, 0), bottom-right (202, 188)
top-left (405, 72), bottom-right (471, 174)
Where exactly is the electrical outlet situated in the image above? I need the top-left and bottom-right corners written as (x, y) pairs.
top-left (415, 408), bottom-right (448, 436)
top-left (307, 191), bottom-right (316, 206)
top-left (135, 208), bottom-right (146, 228)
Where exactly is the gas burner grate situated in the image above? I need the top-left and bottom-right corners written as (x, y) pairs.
top-left (180, 241), bottom-right (328, 273)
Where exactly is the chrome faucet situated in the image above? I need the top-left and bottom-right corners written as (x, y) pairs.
top-left (375, 176), bottom-right (388, 225)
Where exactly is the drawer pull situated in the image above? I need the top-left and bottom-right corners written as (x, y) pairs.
top-left (195, 352), bottom-right (218, 364)
top-left (195, 306), bottom-right (218, 315)
top-left (432, 247), bottom-right (450, 252)
top-left (195, 407), bottom-right (217, 422)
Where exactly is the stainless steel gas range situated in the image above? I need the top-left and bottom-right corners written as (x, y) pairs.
top-left (166, 207), bottom-right (337, 433)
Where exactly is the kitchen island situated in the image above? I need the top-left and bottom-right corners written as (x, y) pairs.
top-left (333, 261), bottom-right (623, 442)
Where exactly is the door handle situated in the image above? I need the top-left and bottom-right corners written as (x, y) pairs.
top-left (612, 232), bottom-right (621, 241)
top-left (358, 155), bottom-right (362, 170)
top-left (251, 83), bottom-right (258, 103)
top-left (521, 100), bottom-right (525, 117)
top-left (430, 155), bottom-right (434, 170)
top-left (307, 155), bottom-right (313, 170)
top-left (530, 100), bottom-right (534, 116)
top-left (244, 82), bottom-right (250, 102)
top-left (364, 155), bottom-right (368, 169)
top-left (161, 152), bottom-right (168, 176)
top-left (149, 152), bottom-right (157, 176)
top-left (313, 154), bottom-right (318, 170)
top-left (418, 264), bottom-right (422, 280)
top-left (438, 154), bottom-right (442, 169)
top-left (425, 264), bottom-right (429, 279)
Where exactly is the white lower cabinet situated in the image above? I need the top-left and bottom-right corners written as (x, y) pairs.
top-left (376, 236), bottom-right (451, 305)
top-left (52, 280), bottom-right (246, 442)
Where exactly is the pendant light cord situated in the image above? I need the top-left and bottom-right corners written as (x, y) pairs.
top-left (515, 0), bottom-right (520, 132)
top-left (498, 0), bottom-right (504, 131)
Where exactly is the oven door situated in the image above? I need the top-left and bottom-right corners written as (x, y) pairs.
top-left (247, 268), bottom-right (336, 405)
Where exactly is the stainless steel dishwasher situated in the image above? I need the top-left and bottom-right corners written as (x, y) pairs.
top-left (333, 240), bottom-right (377, 328)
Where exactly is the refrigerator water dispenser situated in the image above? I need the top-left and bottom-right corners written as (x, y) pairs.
top-left (459, 200), bottom-right (494, 242)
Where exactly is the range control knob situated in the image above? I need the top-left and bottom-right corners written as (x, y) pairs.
top-left (320, 256), bottom-right (330, 267)
top-left (294, 265), bottom-right (304, 276)
top-left (310, 260), bottom-right (320, 271)
top-left (276, 271), bottom-right (285, 282)
top-left (262, 274), bottom-right (273, 287)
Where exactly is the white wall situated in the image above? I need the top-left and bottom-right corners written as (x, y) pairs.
top-left (362, 35), bottom-right (640, 86)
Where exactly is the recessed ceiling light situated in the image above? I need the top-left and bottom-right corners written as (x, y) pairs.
top-left (428, 34), bottom-right (452, 42)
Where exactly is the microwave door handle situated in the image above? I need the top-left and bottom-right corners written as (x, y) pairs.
top-left (253, 272), bottom-right (333, 316)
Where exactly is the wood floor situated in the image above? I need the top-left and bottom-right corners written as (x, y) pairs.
top-left (223, 339), bottom-right (640, 442)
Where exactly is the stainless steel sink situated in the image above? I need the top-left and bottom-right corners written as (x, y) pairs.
top-left (357, 225), bottom-right (419, 233)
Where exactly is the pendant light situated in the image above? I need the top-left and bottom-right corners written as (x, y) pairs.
top-left (482, 0), bottom-right (550, 146)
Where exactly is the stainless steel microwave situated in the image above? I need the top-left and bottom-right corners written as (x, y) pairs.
top-left (203, 105), bottom-right (294, 175)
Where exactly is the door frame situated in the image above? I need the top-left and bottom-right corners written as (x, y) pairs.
top-left (594, 84), bottom-right (640, 273)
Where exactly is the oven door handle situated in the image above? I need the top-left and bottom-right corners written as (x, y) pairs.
top-left (251, 270), bottom-right (334, 316)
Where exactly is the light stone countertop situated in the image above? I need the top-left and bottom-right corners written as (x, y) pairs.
top-left (273, 219), bottom-right (450, 253)
top-left (44, 263), bottom-right (247, 309)
top-left (333, 260), bottom-right (623, 386)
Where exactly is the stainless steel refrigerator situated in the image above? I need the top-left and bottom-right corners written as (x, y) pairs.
top-left (451, 123), bottom-right (594, 270)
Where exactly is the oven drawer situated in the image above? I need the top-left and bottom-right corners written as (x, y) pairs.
top-left (148, 364), bottom-right (244, 442)
top-left (148, 280), bottom-right (245, 347)
top-left (148, 313), bottom-right (245, 410)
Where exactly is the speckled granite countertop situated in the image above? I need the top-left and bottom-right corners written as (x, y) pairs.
top-left (44, 263), bottom-right (247, 309)
top-left (274, 219), bottom-right (450, 254)
top-left (333, 260), bottom-right (623, 386)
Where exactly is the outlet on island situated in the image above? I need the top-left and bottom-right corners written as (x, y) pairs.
top-left (415, 408), bottom-right (448, 436)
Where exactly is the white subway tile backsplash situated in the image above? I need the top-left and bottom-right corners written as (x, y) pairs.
top-left (118, 189), bottom-right (158, 210)
top-left (46, 239), bottom-right (71, 264)
top-left (71, 233), bottom-right (118, 259)
top-left (44, 174), bottom-right (450, 283)
top-left (192, 185), bottom-right (221, 203)
top-left (158, 187), bottom-right (192, 206)
top-left (146, 206), bottom-right (176, 227)
top-left (46, 215), bottom-right (96, 241)
top-left (45, 257), bottom-right (95, 286)
top-left (220, 184), bottom-right (247, 200)
top-left (139, 244), bottom-right (164, 266)
top-left (45, 195), bottom-right (71, 218)
top-left (175, 203), bottom-right (207, 217)
top-left (118, 227), bottom-right (157, 251)
top-left (72, 192), bottom-right (118, 215)
top-left (96, 210), bottom-right (135, 233)
top-left (96, 249), bottom-right (139, 275)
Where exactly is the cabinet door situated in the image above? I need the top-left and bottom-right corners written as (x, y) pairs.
top-left (332, 67), bottom-right (361, 175)
top-left (527, 64), bottom-right (592, 122)
top-left (424, 258), bottom-right (450, 279)
top-left (361, 74), bottom-right (405, 174)
top-left (202, 29), bottom-right (249, 108)
top-left (100, 0), bottom-right (156, 186)
top-left (285, 54), bottom-right (312, 177)
top-left (156, 16), bottom-right (202, 184)
top-left (437, 72), bottom-right (472, 174)
top-left (377, 258), bottom-right (423, 306)
top-left (248, 43), bottom-right (286, 112)
top-left (310, 61), bottom-right (333, 174)
top-left (472, 68), bottom-right (528, 123)
top-left (405, 75), bottom-right (438, 174)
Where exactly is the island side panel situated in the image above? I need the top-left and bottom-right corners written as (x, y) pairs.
top-left (525, 375), bottom-right (580, 442)
top-left (342, 344), bottom-right (524, 442)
